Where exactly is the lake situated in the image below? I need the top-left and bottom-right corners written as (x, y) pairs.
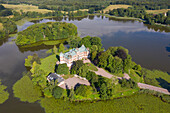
top-left (0, 15), bottom-right (169, 113)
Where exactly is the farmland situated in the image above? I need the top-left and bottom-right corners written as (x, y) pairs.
top-left (103, 5), bottom-right (131, 13)
top-left (146, 9), bottom-right (170, 14)
top-left (2, 4), bottom-right (52, 14)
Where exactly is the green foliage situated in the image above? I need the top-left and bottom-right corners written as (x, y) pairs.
top-left (68, 37), bottom-right (81, 48)
top-left (24, 55), bottom-right (33, 67)
top-left (69, 87), bottom-right (75, 101)
top-left (70, 60), bottom-right (84, 74)
top-left (39, 54), bottom-right (58, 74)
top-left (25, 53), bottom-right (41, 67)
top-left (119, 79), bottom-right (137, 89)
top-left (16, 22), bottom-right (77, 45)
top-left (0, 18), bottom-right (17, 39)
top-left (0, 5), bottom-right (13, 16)
top-left (31, 62), bottom-right (47, 88)
top-left (52, 86), bottom-right (66, 99)
top-left (53, 45), bottom-right (58, 54)
top-left (80, 36), bottom-right (102, 51)
top-left (100, 83), bottom-right (108, 99)
top-left (142, 69), bottom-right (170, 90)
top-left (107, 56), bottom-right (123, 74)
top-left (0, 80), bottom-right (9, 104)
top-left (77, 64), bottom-right (89, 77)
top-left (75, 85), bottom-right (93, 97)
top-left (56, 63), bottom-right (69, 75)
top-left (13, 75), bottom-right (42, 103)
top-left (40, 94), bottom-right (170, 113)
top-left (44, 87), bottom-right (53, 98)
top-left (58, 43), bottom-right (65, 53)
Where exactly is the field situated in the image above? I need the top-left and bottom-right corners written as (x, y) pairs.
top-left (0, 23), bottom-right (3, 31)
top-left (40, 94), bottom-right (170, 113)
top-left (61, 9), bottom-right (89, 14)
top-left (2, 4), bottom-right (52, 14)
top-left (103, 5), bottom-right (131, 13)
top-left (40, 54), bottom-right (58, 74)
top-left (146, 9), bottom-right (170, 14)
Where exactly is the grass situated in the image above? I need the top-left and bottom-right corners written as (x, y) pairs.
top-left (2, 4), bottom-right (52, 14)
top-left (39, 54), bottom-right (58, 74)
top-left (146, 9), bottom-right (170, 14)
top-left (0, 23), bottom-right (3, 31)
top-left (62, 74), bottom-right (74, 79)
top-left (43, 39), bottom-right (67, 45)
top-left (142, 69), bottom-right (170, 90)
top-left (18, 39), bottom-right (67, 48)
top-left (129, 69), bottom-right (144, 83)
top-left (103, 5), bottom-right (131, 13)
top-left (85, 63), bottom-right (98, 71)
top-left (40, 94), bottom-right (170, 113)
top-left (61, 9), bottom-right (89, 14)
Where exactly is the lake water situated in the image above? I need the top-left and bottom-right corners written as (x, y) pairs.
top-left (0, 15), bottom-right (169, 113)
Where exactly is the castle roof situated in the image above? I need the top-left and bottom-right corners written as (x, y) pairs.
top-left (60, 45), bottom-right (88, 59)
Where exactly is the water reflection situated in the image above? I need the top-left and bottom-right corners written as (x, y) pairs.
top-left (0, 36), bottom-right (9, 46)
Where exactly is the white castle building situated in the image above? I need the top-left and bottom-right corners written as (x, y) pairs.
top-left (58, 45), bottom-right (89, 67)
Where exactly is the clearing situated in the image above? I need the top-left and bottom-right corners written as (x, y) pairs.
top-left (146, 9), bottom-right (170, 14)
top-left (103, 5), bottom-right (131, 13)
top-left (0, 23), bottom-right (3, 31)
top-left (2, 4), bottom-right (52, 14)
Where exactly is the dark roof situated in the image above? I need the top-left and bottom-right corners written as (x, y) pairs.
top-left (47, 73), bottom-right (64, 83)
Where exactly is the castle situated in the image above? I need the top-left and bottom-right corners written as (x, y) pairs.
top-left (59, 45), bottom-right (89, 67)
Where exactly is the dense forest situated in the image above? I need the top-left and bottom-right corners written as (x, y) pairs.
top-left (0, 4), bottom-right (12, 16)
top-left (108, 6), bottom-right (170, 25)
top-left (0, 18), bottom-right (17, 39)
top-left (1, 0), bottom-right (169, 12)
top-left (16, 22), bottom-right (78, 45)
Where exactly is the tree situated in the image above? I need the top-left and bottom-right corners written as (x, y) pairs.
top-left (25, 55), bottom-right (33, 67)
top-left (91, 51), bottom-right (97, 61)
top-left (90, 37), bottom-right (102, 49)
top-left (53, 45), bottom-right (58, 54)
top-left (80, 36), bottom-right (91, 48)
top-left (0, 80), bottom-right (9, 104)
top-left (30, 53), bottom-right (41, 65)
top-left (69, 87), bottom-right (75, 101)
top-left (52, 86), bottom-right (65, 99)
top-left (56, 63), bottom-right (69, 75)
top-left (13, 76), bottom-right (42, 103)
top-left (116, 49), bottom-right (127, 60)
top-left (58, 43), bottom-right (65, 53)
top-left (123, 55), bottom-right (132, 73)
top-left (97, 52), bottom-right (109, 68)
top-left (70, 60), bottom-right (84, 74)
top-left (75, 85), bottom-right (93, 97)
top-left (78, 64), bottom-right (88, 77)
top-left (100, 83), bottom-right (108, 99)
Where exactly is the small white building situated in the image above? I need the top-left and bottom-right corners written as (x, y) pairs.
top-left (47, 73), bottom-right (64, 85)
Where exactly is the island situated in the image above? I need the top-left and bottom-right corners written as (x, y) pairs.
top-left (12, 22), bottom-right (170, 113)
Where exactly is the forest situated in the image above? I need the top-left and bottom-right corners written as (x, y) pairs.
top-left (0, 18), bottom-right (17, 39)
top-left (108, 6), bottom-right (170, 25)
top-left (15, 22), bottom-right (78, 45)
top-left (0, 4), bottom-right (12, 16)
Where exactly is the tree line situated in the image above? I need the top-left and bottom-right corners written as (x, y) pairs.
top-left (108, 6), bottom-right (170, 25)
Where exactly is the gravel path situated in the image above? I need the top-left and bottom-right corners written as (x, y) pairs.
top-left (83, 59), bottom-right (170, 95)
top-left (138, 83), bottom-right (170, 95)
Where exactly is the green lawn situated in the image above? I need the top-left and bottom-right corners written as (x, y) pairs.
top-left (85, 63), bottom-right (98, 71)
top-left (39, 54), bottom-right (58, 74)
